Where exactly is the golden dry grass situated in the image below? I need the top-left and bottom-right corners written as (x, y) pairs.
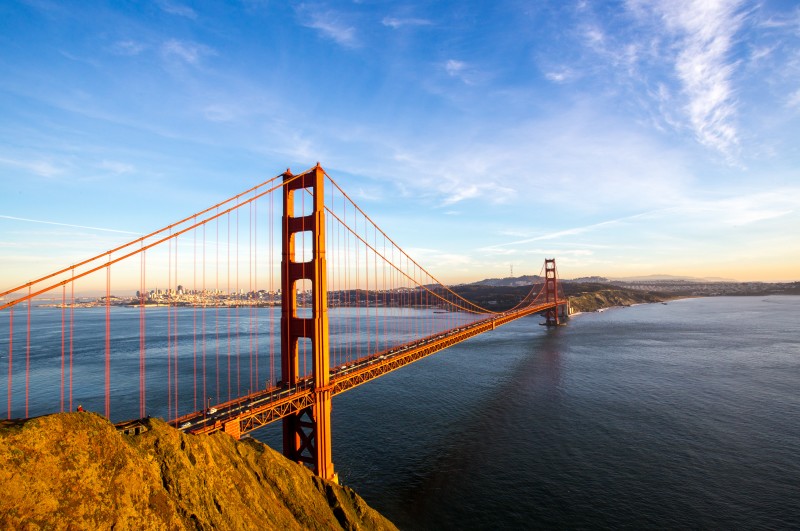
top-left (0, 412), bottom-right (397, 531)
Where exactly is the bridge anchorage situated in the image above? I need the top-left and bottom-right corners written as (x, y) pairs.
top-left (0, 163), bottom-right (568, 484)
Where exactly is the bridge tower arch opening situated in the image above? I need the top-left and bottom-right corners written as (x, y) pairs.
top-left (280, 165), bottom-right (336, 483)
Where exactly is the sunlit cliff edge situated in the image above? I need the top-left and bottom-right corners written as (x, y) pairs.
top-left (0, 412), bottom-right (397, 531)
top-left (566, 288), bottom-right (668, 313)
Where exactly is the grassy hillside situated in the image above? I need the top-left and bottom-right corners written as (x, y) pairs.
top-left (452, 282), bottom-right (668, 313)
top-left (566, 287), bottom-right (667, 313)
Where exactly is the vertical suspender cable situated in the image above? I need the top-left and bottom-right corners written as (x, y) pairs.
top-left (251, 196), bottom-right (256, 393)
top-left (140, 247), bottom-right (146, 418)
top-left (355, 207), bottom-right (360, 360)
top-left (301, 182), bottom-right (306, 379)
top-left (227, 212), bottom-right (231, 402)
top-left (25, 288), bottom-right (30, 417)
top-left (61, 286), bottom-right (65, 412)
top-left (167, 236), bottom-right (172, 420)
top-left (69, 271), bottom-right (74, 412)
top-left (215, 210), bottom-right (220, 403)
top-left (373, 224), bottom-right (378, 355)
top-left (235, 204), bottom-right (240, 397)
top-left (174, 237), bottom-right (179, 420)
top-left (202, 223), bottom-right (207, 410)
top-left (7, 308), bottom-right (12, 419)
top-left (344, 193), bottom-right (350, 364)
top-left (191, 221), bottom-right (198, 412)
top-left (105, 259), bottom-right (111, 419)
top-left (381, 236), bottom-right (386, 352)
top-left (269, 192), bottom-right (274, 389)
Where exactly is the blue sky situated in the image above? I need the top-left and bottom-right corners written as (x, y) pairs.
top-left (1, 0), bottom-right (799, 285)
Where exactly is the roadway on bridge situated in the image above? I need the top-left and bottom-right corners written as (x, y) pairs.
top-left (180, 301), bottom-right (565, 438)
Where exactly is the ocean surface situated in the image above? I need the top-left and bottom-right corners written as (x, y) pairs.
top-left (257, 296), bottom-right (800, 529)
top-left (3, 296), bottom-right (799, 528)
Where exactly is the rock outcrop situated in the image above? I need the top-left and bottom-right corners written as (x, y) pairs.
top-left (568, 288), bottom-right (667, 313)
top-left (0, 412), bottom-right (397, 530)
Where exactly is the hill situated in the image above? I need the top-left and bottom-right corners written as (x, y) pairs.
top-left (469, 274), bottom-right (542, 287)
top-left (565, 286), bottom-right (667, 313)
top-left (451, 282), bottom-right (668, 313)
top-left (0, 412), bottom-right (397, 530)
top-left (610, 274), bottom-right (738, 282)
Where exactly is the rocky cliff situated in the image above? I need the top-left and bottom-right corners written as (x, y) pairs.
top-left (568, 288), bottom-right (668, 313)
top-left (0, 412), bottom-right (397, 531)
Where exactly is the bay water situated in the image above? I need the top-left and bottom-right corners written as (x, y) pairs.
top-left (259, 296), bottom-right (800, 529)
top-left (2, 296), bottom-right (798, 528)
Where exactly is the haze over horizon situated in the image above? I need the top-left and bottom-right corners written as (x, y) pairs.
top-left (1, 1), bottom-right (799, 287)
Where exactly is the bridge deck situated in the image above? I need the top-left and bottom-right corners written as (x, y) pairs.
top-left (182, 301), bottom-right (565, 438)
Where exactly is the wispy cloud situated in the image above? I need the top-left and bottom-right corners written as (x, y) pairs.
top-left (0, 156), bottom-right (64, 177)
top-left (749, 45), bottom-right (775, 64)
top-left (649, 0), bottom-right (747, 158)
top-left (111, 40), bottom-right (147, 56)
top-left (580, 22), bottom-right (640, 70)
top-left (545, 67), bottom-right (578, 83)
top-left (443, 59), bottom-right (481, 85)
top-left (445, 59), bottom-right (466, 77)
top-left (98, 160), bottom-right (134, 174)
top-left (788, 89), bottom-right (800, 108)
top-left (241, 0), bottom-right (269, 12)
top-left (299, 6), bottom-right (358, 48)
top-left (482, 188), bottom-right (799, 256)
top-left (678, 190), bottom-right (799, 226)
top-left (0, 215), bottom-right (140, 235)
top-left (17, 0), bottom-right (65, 16)
top-left (484, 211), bottom-right (655, 250)
top-left (404, 247), bottom-right (475, 270)
top-left (758, 7), bottom-right (800, 29)
top-left (203, 104), bottom-right (239, 123)
top-left (157, 0), bottom-right (197, 19)
top-left (486, 189), bottom-right (800, 254)
top-left (382, 16), bottom-right (432, 29)
top-left (441, 183), bottom-right (480, 205)
top-left (583, 25), bottom-right (605, 47)
top-left (161, 39), bottom-right (215, 65)
top-left (59, 50), bottom-right (101, 67)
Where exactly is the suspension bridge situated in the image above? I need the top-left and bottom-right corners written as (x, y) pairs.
top-left (0, 164), bottom-right (569, 482)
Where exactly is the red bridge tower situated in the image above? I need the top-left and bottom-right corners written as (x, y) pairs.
top-left (280, 165), bottom-right (336, 483)
top-left (544, 258), bottom-right (561, 326)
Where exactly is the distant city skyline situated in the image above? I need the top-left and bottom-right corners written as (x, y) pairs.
top-left (1, 1), bottom-right (799, 286)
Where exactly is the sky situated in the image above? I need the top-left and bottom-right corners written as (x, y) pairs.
top-left (1, 0), bottom-right (799, 287)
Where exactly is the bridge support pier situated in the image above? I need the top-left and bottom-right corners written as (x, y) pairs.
top-left (281, 165), bottom-right (337, 483)
top-left (558, 300), bottom-right (570, 320)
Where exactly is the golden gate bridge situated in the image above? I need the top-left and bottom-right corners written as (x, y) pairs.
top-left (0, 164), bottom-right (568, 483)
